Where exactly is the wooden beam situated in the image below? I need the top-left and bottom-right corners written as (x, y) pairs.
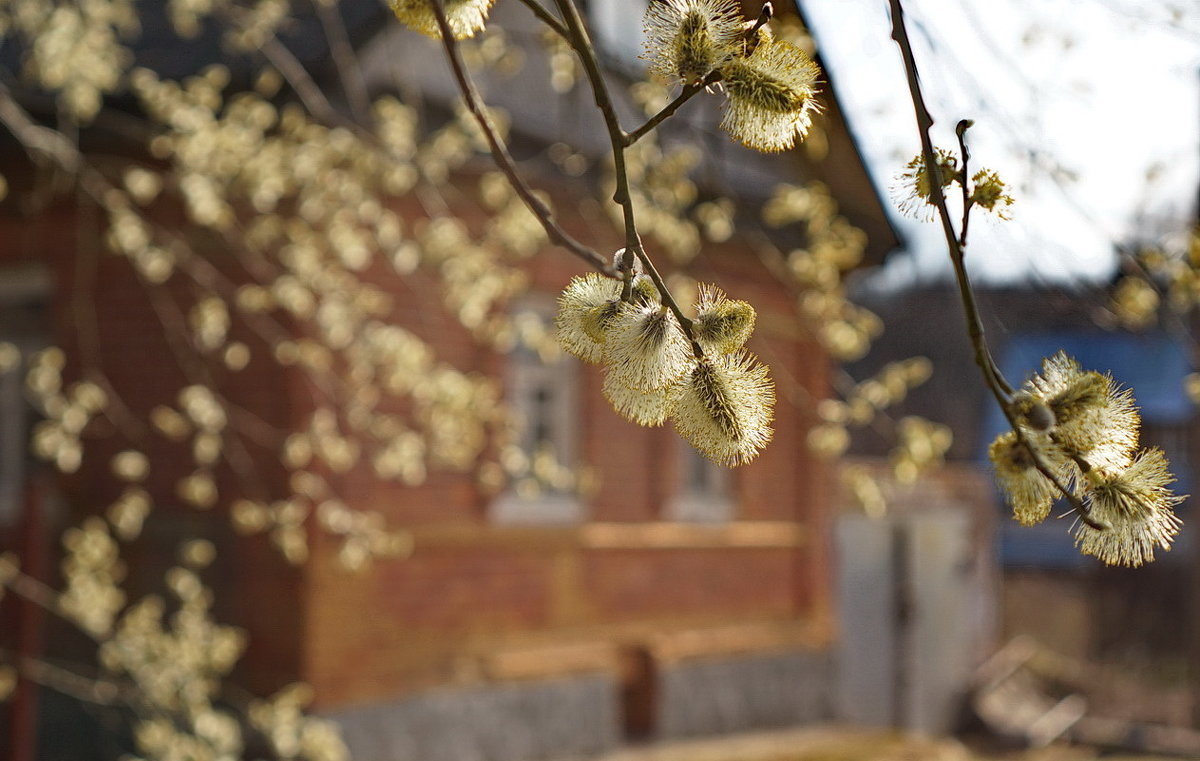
top-left (408, 521), bottom-right (808, 552)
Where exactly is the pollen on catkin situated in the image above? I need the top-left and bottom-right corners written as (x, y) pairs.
top-left (603, 303), bottom-right (693, 391)
top-left (891, 148), bottom-right (959, 220)
top-left (603, 370), bottom-right (676, 426)
top-left (555, 273), bottom-right (623, 364)
top-left (1074, 448), bottom-right (1184, 567)
top-left (969, 168), bottom-right (1015, 219)
top-left (693, 284), bottom-right (756, 355)
top-left (642, 0), bottom-right (744, 86)
top-left (1018, 352), bottom-right (1140, 471)
top-left (671, 352), bottom-right (774, 466)
top-left (988, 431), bottom-right (1058, 526)
top-left (720, 39), bottom-right (821, 153)
top-left (738, 16), bottom-right (773, 57)
top-left (995, 350), bottom-right (1185, 566)
top-left (389, 0), bottom-right (495, 40)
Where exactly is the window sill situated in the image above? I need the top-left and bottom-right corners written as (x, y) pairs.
top-left (489, 492), bottom-right (585, 526)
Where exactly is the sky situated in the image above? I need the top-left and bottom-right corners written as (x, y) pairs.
top-left (802, 0), bottom-right (1200, 286)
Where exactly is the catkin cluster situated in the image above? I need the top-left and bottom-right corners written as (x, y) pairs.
top-left (892, 148), bottom-right (1014, 220)
top-left (389, 0), bottom-right (497, 40)
top-left (643, 0), bottom-right (821, 152)
top-left (394, 0), bottom-right (822, 153)
top-left (556, 270), bottom-right (773, 466)
top-left (988, 352), bottom-right (1183, 567)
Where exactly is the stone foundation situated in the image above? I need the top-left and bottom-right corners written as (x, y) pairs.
top-left (656, 650), bottom-right (831, 740)
top-left (329, 675), bottom-right (621, 761)
top-left (328, 649), bottom-right (831, 761)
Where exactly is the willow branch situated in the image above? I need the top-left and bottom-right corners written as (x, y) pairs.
top-left (955, 119), bottom-right (978, 249)
top-left (623, 78), bottom-right (713, 147)
top-left (254, 31), bottom-right (368, 137)
top-left (2, 651), bottom-right (130, 706)
top-left (515, 0), bottom-right (569, 40)
top-left (888, 0), bottom-right (1010, 393)
top-left (888, 0), bottom-right (1100, 527)
top-left (429, 0), bottom-right (614, 275)
top-left (4, 572), bottom-right (65, 621)
top-left (550, 0), bottom-right (703, 353)
top-left (73, 202), bottom-right (150, 442)
top-left (315, 0), bottom-right (374, 126)
top-left (625, 3), bottom-right (769, 147)
top-left (549, 1), bottom-right (634, 218)
top-left (254, 37), bottom-right (335, 122)
top-left (0, 81), bottom-right (81, 171)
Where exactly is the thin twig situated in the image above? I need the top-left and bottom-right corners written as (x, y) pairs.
top-left (257, 34), bottom-right (367, 136)
top-left (550, 0), bottom-right (702, 353)
top-left (314, 0), bottom-right (374, 126)
top-left (428, 0), bottom-right (614, 275)
top-left (514, 0), bottom-right (570, 40)
top-left (74, 199), bottom-right (150, 441)
top-left (0, 81), bottom-right (81, 171)
top-left (1, 651), bottom-right (130, 706)
top-left (888, 0), bottom-right (1008, 395)
top-left (624, 78), bottom-right (712, 147)
top-left (221, 1), bottom-right (401, 149)
top-left (743, 2), bottom-right (774, 52)
top-left (955, 119), bottom-right (975, 248)
top-left (4, 572), bottom-right (66, 622)
top-left (550, 1), bottom-right (635, 224)
top-left (625, 2), bottom-right (770, 148)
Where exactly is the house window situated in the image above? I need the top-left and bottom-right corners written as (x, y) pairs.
top-left (664, 438), bottom-right (734, 522)
top-left (488, 302), bottom-right (584, 525)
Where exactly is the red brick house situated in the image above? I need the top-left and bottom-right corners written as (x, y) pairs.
top-left (0, 2), bottom-right (898, 759)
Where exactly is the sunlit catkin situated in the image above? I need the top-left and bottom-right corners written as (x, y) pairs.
top-left (720, 39), bottom-right (820, 152)
top-left (1018, 352), bottom-right (1140, 471)
top-left (693, 283), bottom-right (756, 355)
top-left (389, 0), bottom-right (495, 40)
top-left (603, 303), bottom-right (693, 392)
top-left (555, 273), bottom-right (622, 363)
top-left (988, 431), bottom-right (1058, 526)
top-left (891, 148), bottom-right (959, 220)
top-left (987, 350), bottom-right (1184, 566)
top-left (969, 168), bottom-right (1015, 219)
top-left (671, 352), bottom-right (774, 466)
top-left (602, 371), bottom-right (674, 426)
top-left (1075, 448), bottom-right (1184, 567)
top-left (642, 0), bottom-right (743, 86)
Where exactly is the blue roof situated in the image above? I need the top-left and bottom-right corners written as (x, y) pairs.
top-left (1000, 331), bottom-right (1192, 421)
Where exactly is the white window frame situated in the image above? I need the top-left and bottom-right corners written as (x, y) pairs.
top-left (488, 300), bottom-right (585, 525)
top-left (664, 436), bottom-right (735, 523)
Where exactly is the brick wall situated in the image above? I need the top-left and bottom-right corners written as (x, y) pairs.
top-left (0, 180), bottom-right (839, 723)
top-left (296, 229), bottom-right (837, 709)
